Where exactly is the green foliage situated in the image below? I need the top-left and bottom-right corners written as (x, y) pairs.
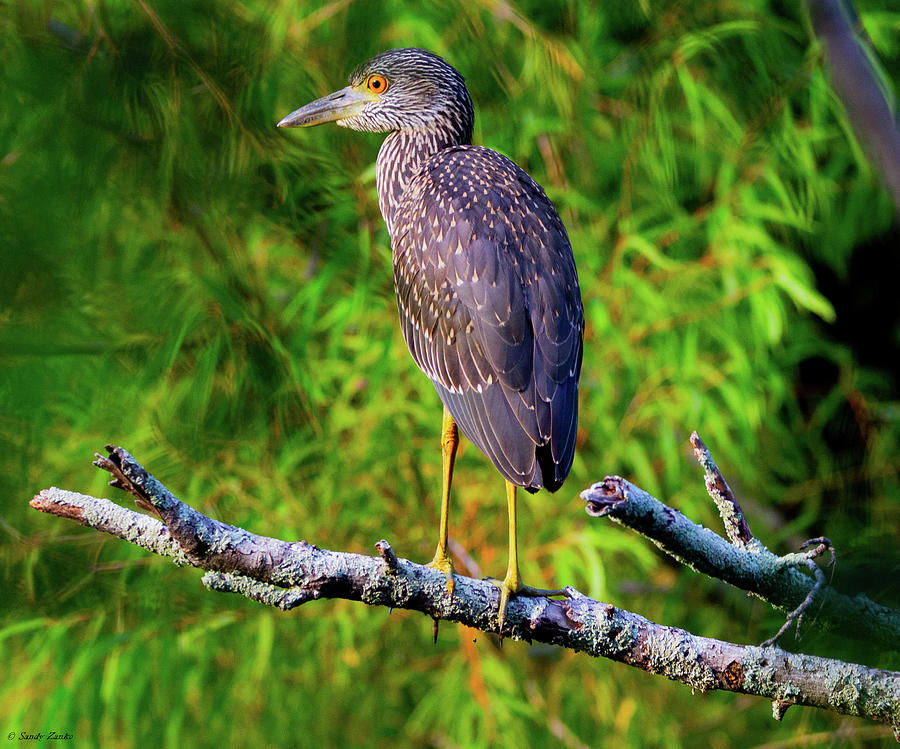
top-left (2, 1), bottom-right (898, 746)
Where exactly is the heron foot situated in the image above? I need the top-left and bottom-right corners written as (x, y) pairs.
top-left (489, 574), bottom-right (566, 635)
top-left (427, 551), bottom-right (456, 597)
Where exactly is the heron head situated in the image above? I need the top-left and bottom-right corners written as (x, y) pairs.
top-left (277, 48), bottom-right (474, 140)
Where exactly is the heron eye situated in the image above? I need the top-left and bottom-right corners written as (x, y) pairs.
top-left (366, 74), bottom-right (388, 94)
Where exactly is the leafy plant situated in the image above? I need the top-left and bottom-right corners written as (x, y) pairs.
top-left (2, 1), bottom-right (897, 746)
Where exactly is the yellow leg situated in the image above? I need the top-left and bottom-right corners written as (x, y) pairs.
top-left (427, 406), bottom-right (458, 595)
top-left (495, 480), bottom-right (566, 635)
top-left (497, 481), bottom-right (520, 632)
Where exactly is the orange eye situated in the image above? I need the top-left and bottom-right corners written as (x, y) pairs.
top-left (366, 74), bottom-right (388, 94)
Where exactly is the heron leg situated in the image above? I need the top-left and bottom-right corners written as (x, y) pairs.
top-left (495, 480), bottom-right (566, 635)
top-left (496, 480), bottom-right (521, 632)
top-left (427, 406), bottom-right (458, 595)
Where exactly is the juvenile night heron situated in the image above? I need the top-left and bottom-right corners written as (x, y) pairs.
top-left (278, 48), bottom-right (583, 631)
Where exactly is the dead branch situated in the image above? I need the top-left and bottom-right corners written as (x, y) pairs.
top-left (28, 443), bottom-right (900, 732)
top-left (581, 432), bottom-right (900, 650)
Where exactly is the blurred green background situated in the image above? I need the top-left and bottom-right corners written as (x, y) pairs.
top-left (2, 0), bottom-right (899, 746)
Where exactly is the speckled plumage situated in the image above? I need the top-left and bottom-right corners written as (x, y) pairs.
top-left (392, 143), bottom-right (582, 490)
top-left (284, 48), bottom-right (584, 493)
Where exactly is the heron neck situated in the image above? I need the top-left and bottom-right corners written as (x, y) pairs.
top-left (376, 126), bottom-right (467, 238)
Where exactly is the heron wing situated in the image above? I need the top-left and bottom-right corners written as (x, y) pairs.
top-left (391, 145), bottom-right (583, 491)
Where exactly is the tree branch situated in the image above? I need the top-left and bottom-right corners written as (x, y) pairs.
top-left (580, 433), bottom-right (900, 650)
top-left (806, 0), bottom-right (900, 218)
top-left (29, 445), bottom-right (900, 733)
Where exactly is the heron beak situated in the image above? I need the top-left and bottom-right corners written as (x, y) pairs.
top-left (277, 86), bottom-right (370, 128)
